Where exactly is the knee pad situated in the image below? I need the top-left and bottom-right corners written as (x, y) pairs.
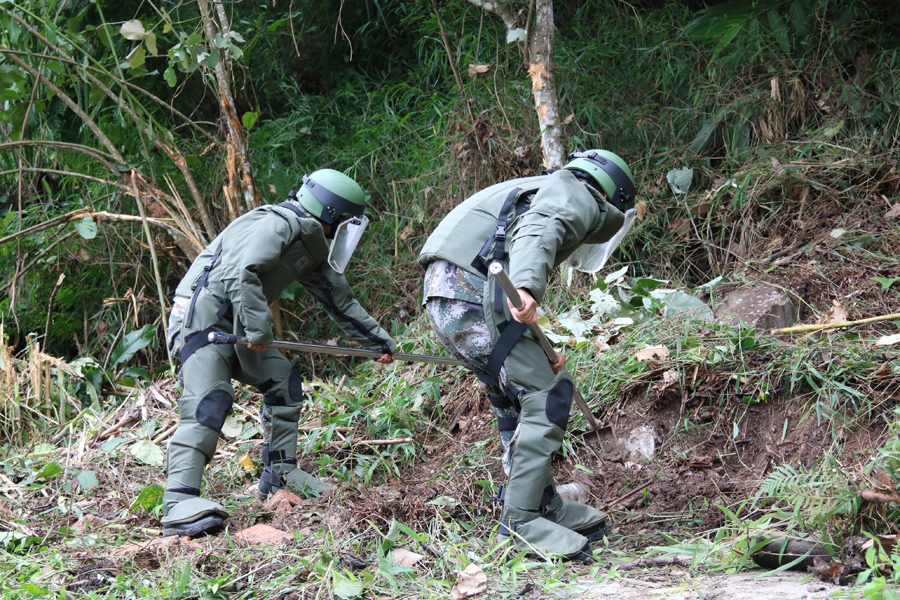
top-left (545, 378), bottom-right (573, 431)
top-left (289, 367), bottom-right (303, 404)
top-left (196, 387), bottom-right (234, 433)
top-left (262, 367), bottom-right (303, 407)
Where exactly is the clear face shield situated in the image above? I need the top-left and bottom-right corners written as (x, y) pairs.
top-left (327, 215), bottom-right (369, 273)
top-left (566, 208), bottom-right (638, 273)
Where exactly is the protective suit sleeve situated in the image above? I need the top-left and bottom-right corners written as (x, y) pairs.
top-left (507, 171), bottom-right (600, 302)
top-left (298, 263), bottom-right (397, 354)
top-left (231, 218), bottom-right (292, 346)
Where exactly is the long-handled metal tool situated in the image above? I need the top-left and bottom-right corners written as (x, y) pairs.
top-left (489, 262), bottom-right (608, 444)
top-left (207, 331), bottom-right (460, 366)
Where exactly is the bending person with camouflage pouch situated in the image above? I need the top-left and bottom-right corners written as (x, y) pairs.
top-left (418, 150), bottom-right (637, 561)
top-left (162, 169), bottom-right (396, 538)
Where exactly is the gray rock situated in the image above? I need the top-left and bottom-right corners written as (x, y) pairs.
top-left (714, 286), bottom-right (799, 330)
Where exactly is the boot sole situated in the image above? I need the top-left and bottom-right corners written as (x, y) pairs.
top-left (162, 515), bottom-right (225, 538)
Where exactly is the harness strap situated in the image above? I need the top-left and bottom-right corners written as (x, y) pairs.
top-left (216, 296), bottom-right (233, 321)
top-left (185, 239), bottom-right (224, 328)
top-left (487, 320), bottom-right (528, 380)
top-left (277, 201), bottom-right (309, 219)
top-left (179, 325), bottom-right (218, 365)
top-left (496, 416), bottom-right (519, 432)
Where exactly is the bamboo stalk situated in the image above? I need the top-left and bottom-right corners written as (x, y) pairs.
top-left (771, 313), bottom-right (900, 335)
top-left (131, 172), bottom-right (174, 373)
top-left (354, 437), bottom-right (414, 446)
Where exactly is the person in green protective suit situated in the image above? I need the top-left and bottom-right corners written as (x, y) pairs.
top-left (418, 150), bottom-right (637, 560)
top-left (161, 169), bottom-right (397, 538)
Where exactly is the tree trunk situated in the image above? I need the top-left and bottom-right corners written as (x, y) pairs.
top-left (466, 0), bottom-right (565, 168)
top-left (198, 0), bottom-right (260, 216)
top-left (527, 0), bottom-right (564, 168)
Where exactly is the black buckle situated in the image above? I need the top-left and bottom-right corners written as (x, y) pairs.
top-left (493, 484), bottom-right (506, 503)
top-left (495, 225), bottom-right (506, 240)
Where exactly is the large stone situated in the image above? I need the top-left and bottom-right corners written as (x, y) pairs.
top-left (714, 286), bottom-right (799, 330)
top-left (232, 524), bottom-right (294, 546)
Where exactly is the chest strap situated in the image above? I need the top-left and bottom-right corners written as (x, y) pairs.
top-left (185, 239), bottom-right (224, 328)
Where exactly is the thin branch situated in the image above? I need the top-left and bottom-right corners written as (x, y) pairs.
top-left (131, 171), bottom-right (174, 371)
top-left (0, 168), bottom-right (129, 191)
top-left (0, 50), bottom-right (220, 147)
top-left (44, 273), bottom-right (66, 347)
top-left (0, 47), bottom-right (126, 164)
top-left (0, 141), bottom-right (122, 172)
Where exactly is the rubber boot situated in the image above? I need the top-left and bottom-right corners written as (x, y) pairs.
top-left (497, 372), bottom-right (589, 560)
top-left (539, 480), bottom-right (608, 542)
top-left (162, 381), bottom-right (234, 536)
top-left (257, 387), bottom-right (331, 500)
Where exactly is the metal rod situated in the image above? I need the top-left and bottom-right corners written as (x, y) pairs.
top-left (488, 262), bottom-right (603, 432)
top-left (207, 332), bottom-right (460, 366)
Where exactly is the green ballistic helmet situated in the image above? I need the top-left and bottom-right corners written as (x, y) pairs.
top-left (292, 168), bottom-right (366, 225)
top-left (564, 150), bottom-right (636, 211)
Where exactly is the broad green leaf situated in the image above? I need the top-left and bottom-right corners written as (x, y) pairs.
top-left (37, 461), bottom-right (64, 480)
top-left (872, 277), bottom-right (900, 290)
top-left (226, 44), bottom-right (243, 60)
top-left (666, 167), bottom-right (694, 195)
top-left (130, 440), bottom-right (165, 466)
top-left (144, 32), bottom-right (158, 56)
top-left (206, 49), bottom-right (220, 68)
top-left (226, 31), bottom-right (246, 44)
top-left (120, 20), bottom-right (146, 41)
top-left (163, 22), bottom-right (172, 34)
top-left (101, 437), bottom-right (129, 454)
top-left (221, 415), bottom-right (243, 438)
top-left (74, 216), bottom-right (97, 240)
top-left (164, 66), bottom-right (177, 87)
top-left (76, 470), bottom-right (99, 490)
top-left (242, 111), bottom-right (258, 130)
top-left (604, 266), bottom-right (628, 284)
top-left (132, 483), bottom-right (164, 512)
top-left (767, 9), bottom-right (790, 53)
top-left (506, 28), bottom-right (527, 44)
top-left (126, 45), bottom-right (146, 70)
top-left (29, 443), bottom-right (55, 456)
top-left (333, 574), bottom-right (363, 599)
top-left (110, 324), bottom-right (157, 366)
top-left (651, 290), bottom-right (715, 321)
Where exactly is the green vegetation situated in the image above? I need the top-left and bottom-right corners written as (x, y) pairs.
top-left (1, 0), bottom-right (899, 597)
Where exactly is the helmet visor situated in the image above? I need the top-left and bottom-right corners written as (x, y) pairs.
top-left (328, 215), bottom-right (369, 273)
top-left (566, 208), bottom-right (638, 273)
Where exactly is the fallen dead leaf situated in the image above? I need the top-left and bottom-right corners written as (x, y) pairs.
top-left (653, 369), bottom-right (679, 392)
top-left (390, 548), bottom-right (425, 568)
top-left (819, 300), bottom-right (849, 325)
top-left (876, 334), bottom-right (900, 346)
top-left (239, 454), bottom-right (256, 473)
top-left (885, 203), bottom-right (900, 220)
top-left (468, 64), bottom-right (491, 77)
top-left (635, 200), bottom-right (648, 221)
top-left (451, 564), bottom-right (487, 600)
top-left (635, 345), bottom-right (670, 362)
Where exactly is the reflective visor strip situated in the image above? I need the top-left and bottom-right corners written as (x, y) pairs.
top-left (568, 152), bottom-right (635, 208)
top-left (302, 175), bottom-right (364, 224)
